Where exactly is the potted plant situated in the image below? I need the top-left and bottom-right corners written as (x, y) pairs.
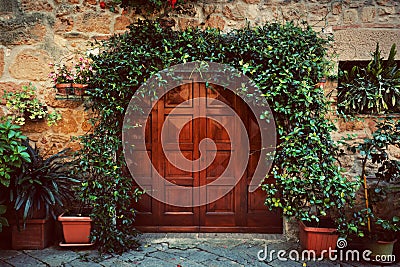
top-left (5, 140), bottom-right (79, 249)
top-left (49, 63), bottom-right (74, 95)
top-left (340, 119), bottom-right (400, 263)
top-left (262, 95), bottom-right (360, 256)
top-left (72, 57), bottom-right (92, 96)
top-left (58, 135), bottom-right (93, 246)
top-left (3, 83), bottom-right (62, 126)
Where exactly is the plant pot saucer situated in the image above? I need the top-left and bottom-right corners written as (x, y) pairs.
top-left (59, 241), bottom-right (94, 247)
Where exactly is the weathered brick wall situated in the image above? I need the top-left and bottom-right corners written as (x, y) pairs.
top-left (0, 0), bottom-right (399, 158)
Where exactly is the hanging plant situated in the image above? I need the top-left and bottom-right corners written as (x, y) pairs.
top-left (3, 83), bottom-right (62, 126)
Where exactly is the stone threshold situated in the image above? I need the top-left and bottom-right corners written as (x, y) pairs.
top-left (140, 232), bottom-right (285, 241)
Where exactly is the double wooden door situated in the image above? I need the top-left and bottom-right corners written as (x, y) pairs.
top-left (133, 82), bottom-right (282, 233)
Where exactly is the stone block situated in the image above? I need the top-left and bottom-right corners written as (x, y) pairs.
top-left (21, 120), bottom-right (50, 133)
top-left (343, 9), bottom-right (358, 24)
top-left (202, 4), bottom-right (222, 17)
top-left (20, 0), bottom-right (54, 12)
top-left (9, 49), bottom-right (52, 81)
top-left (176, 18), bottom-right (197, 30)
top-left (333, 29), bottom-right (400, 60)
top-left (55, 16), bottom-right (74, 33)
top-left (0, 49), bottom-right (4, 78)
top-left (204, 15), bottom-right (225, 30)
top-left (55, 4), bottom-right (75, 17)
top-left (338, 119), bottom-right (365, 132)
top-left (388, 145), bottom-right (400, 159)
top-left (51, 110), bottom-right (79, 134)
top-left (347, 0), bottom-right (372, 8)
top-left (361, 6), bottom-right (376, 22)
top-left (81, 118), bottom-right (93, 132)
top-left (114, 15), bottom-right (132, 32)
top-left (75, 12), bottom-right (112, 34)
top-left (0, 17), bottom-right (47, 45)
top-left (173, 3), bottom-right (197, 16)
top-left (331, 2), bottom-right (342, 15)
top-left (66, 140), bottom-right (81, 151)
top-left (243, 0), bottom-right (261, 4)
top-left (377, 6), bottom-right (396, 15)
top-left (223, 4), bottom-right (247, 21)
top-left (376, 0), bottom-right (398, 6)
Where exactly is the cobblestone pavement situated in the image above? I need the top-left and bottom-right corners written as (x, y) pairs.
top-left (0, 234), bottom-right (396, 267)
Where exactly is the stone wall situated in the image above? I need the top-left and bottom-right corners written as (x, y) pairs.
top-left (0, 0), bottom-right (399, 155)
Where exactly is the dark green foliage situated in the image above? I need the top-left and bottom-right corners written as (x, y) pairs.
top-left (0, 119), bottom-right (30, 187)
top-left (7, 140), bottom-right (79, 226)
top-left (338, 43), bottom-right (400, 114)
top-left (81, 20), bottom-right (357, 253)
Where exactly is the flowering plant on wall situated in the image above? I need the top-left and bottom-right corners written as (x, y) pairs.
top-left (49, 63), bottom-right (74, 85)
top-left (73, 58), bottom-right (93, 85)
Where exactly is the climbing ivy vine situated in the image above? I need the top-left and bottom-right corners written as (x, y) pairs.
top-left (79, 20), bottom-right (356, 254)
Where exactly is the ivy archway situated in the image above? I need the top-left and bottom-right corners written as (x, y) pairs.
top-left (78, 20), bottom-right (355, 254)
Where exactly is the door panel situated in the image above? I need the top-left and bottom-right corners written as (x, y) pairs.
top-left (133, 82), bottom-right (282, 233)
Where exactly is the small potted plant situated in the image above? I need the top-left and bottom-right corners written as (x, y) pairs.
top-left (341, 119), bottom-right (400, 263)
top-left (3, 83), bottom-right (62, 126)
top-left (49, 63), bottom-right (74, 95)
top-left (72, 57), bottom-right (92, 96)
top-left (5, 140), bottom-right (79, 249)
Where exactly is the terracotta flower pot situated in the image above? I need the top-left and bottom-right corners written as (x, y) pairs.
top-left (299, 220), bottom-right (338, 257)
top-left (72, 84), bottom-right (88, 96)
top-left (55, 83), bottom-right (72, 95)
top-left (58, 213), bottom-right (92, 245)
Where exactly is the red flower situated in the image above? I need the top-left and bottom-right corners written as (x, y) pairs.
top-left (169, 0), bottom-right (177, 8)
top-left (100, 1), bottom-right (106, 9)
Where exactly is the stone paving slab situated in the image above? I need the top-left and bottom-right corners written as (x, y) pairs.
top-left (3, 253), bottom-right (46, 267)
top-left (0, 260), bottom-right (13, 267)
top-left (0, 236), bottom-right (398, 266)
top-left (24, 248), bottom-right (80, 266)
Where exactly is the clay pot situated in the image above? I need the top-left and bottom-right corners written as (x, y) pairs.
top-left (72, 84), bottom-right (88, 96)
top-left (58, 213), bottom-right (92, 245)
top-left (55, 83), bottom-right (72, 95)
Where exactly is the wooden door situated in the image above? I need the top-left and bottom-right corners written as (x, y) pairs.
top-left (133, 82), bottom-right (282, 233)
